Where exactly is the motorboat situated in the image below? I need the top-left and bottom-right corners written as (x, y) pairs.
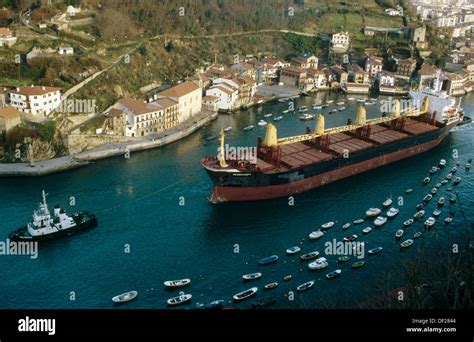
top-left (439, 159), bottom-right (447, 168)
top-left (242, 272), bottom-right (262, 281)
top-left (244, 125), bottom-right (254, 131)
top-left (453, 177), bottom-right (461, 185)
top-left (432, 209), bottom-right (441, 217)
top-left (446, 173), bottom-right (453, 180)
top-left (353, 219), bottom-right (364, 225)
top-left (374, 216), bottom-right (387, 227)
top-left (283, 275), bottom-right (292, 281)
top-left (300, 114), bottom-right (314, 121)
top-left (444, 217), bottom-right (453, 225)
top-left (233, 287), bottom-right (258, 301)
top-left (264, 113), bottom-right (273, 118)
top-left (167, 294), bottom-right (192, 306)
top-left (273, 116), bottom-right (283, 121)
top-left (449, 195), bottom-right (457, 203)
top-left (424, 217), bottom-right (436, 228)
top-left (423, 194), bottom-right (433, 202)
top-left (258, 255), bottom-right (279, 266)
top-left (223, 126), bottom-right (232, 132)
top-left (351, 261), bottom-right (365, 269)
top-left (342, 223), bottom-right (351, 230)
top-left (400, 239), bottom-right (414, 249)
top-left (362, 227), bottom-right (373, 234)
top-left (321, 221), bottom-right (335, 230)
top-left (257, 120), bottom-right (267, 127)
top-left (296, 280), bottom-right (315, 292)
top-left (403, 219), bottom-right (414, 227)
top-left (338, 255), bottom-right (352, 263)
top-left (395, 229), bottom-right (404, 239)
top-left (386, 208), bottom-right (399, 218)
top-left (368, 247), bottom-right (383, 255)
top-left (414, 210), bottom-right (425, 219)
top-left (325, 269), bottom-right (342, 279)
top-left (309, 230), bottom-right (324, 240)
top-left (365, 208), bottom-right (381, 217)
top-left (430, 187), bottom-right (437, 195)
top-left (438, 197), bottom-right (445, 206)
top-left (286, 246), bottom-right (301, 255)
top-left (112, 291), bottom-right (138, 304)
top-left (416, 204), bottom-right (424, 211)
top-left (413, 232), bottom-right (422, 239)
top-left (429, 166), bottom-right (439, 174)
top-left (264, 282), bottom-right (279, 290)
top-left (406, 189), bottom-right (413, 194)
top-left (451, 166), bottom-right (458, 173)
top-left (423, 177), bottom-right (431, 184)
top-left (300, 251), bottom-right (320, 261)
top-left (436, 182), bottom-right (442, 188)
top-left (383, 198), bottom-right (393, 208)
top-left (343, 234), bottom-right (358, 242)
top-left (164, 279), bottom-right (191, 288)
top-left (308, 257), bottom-right (328, 270)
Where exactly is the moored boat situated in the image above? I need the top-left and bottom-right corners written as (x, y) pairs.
top-left (326, 269), bottom-right (342, 279)
top-left (414, 210), bottom-right (425, 219)
top-left (286, 246), bottom-right (301, 255)
top-left (242, 272), bottom-right (262, 281)
top-left (257, 120), bottom-right (267, 127)
top-left (299, 113), bottom-right (314, 121)
top-left (300, 251), bottom-right (320, 261)
top-left (273, 116), bottom-right (283, 121)
top-left (308, 257), bottom-right (328, 270)
top-left (258, 255), bottom-right (279, 266)
top-left (386, 207), bottom-right (399, 218)
top-left (453, 177), bottom-right (461, 185)
top-left (338, 255), bottom-right (352, 263)
top-left (164, 279), bottom-right (191, 288)
top-left (383, 198), bottom-right (393, 208)
top-left (309, 230), bottom-right (324, 240)
top-left (423, 194), bottom-right (433, 202)
top-left (430, 187), bottom-right (437, 195)
top-left (112, 291), bottom-right (138, 304)
top-left (353, 219), bottom-right (364, 225)
top-left (423, 177), bottom-right (431, 184)
top-left (365, 207), bottom-right (381, 217)
top-left (321, 221), bottom-right (335, 230)
top-left (439, 159), bottom-right (447, 168)
top-left (368, 247), bottom-right (383, 255)
top-left (351, 261), bottom-right (365, 269)
top-left (244, 125), bottom-right (254, 131)
top-left (424, 217), bottom-right (436, 228)
top-left (343, 234), bottom-right (358, 242)
top-left (395, 229), bottom-right (404, 239)
top-left (167, 294), bottom-right (192, 307)
top-left (438, 197), bottom-right (445, 206)
top-left (264, 282), bottom-right (278, 290)
top-left (400, 239), bottom-right (414, 249)
top-left (362, 227), bottom-right (373, 234)
top-left (432, 209), bottom-right (441, 217)
top-left (404, 219), bottom-right (414, 227)
top-left (374, 216), bottom-right (387, 227)
top-left (296, 280), bottom-right (315, 291)
top-left (413, 232), bottom-right (422, 239)
top-left (233, 287), bottom-right (258, 301)
top-left (342, 223), bottom-right (351, 230)
top-left (444, 217), bottom-right (453, 225)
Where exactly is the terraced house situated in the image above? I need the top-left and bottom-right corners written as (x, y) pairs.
top-left (9, 86), bottom-right (62, 116)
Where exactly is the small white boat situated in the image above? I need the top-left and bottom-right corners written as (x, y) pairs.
top-left (430, 187), bottom-right (437, 195)
top-left (298, 106), bottom-right (309, 112)
top-left (167, 294), bottom-right (192, 306)
top-left (342, 223), bottom-right (351, 230)
top-left (321, 221), bottom-right (335, 230)
top-left (446, 173), bottom-right (453, 180)
top-left (414, 210), bottom-right (425, 219)
top-left (264, 282), bottom-right (279, 290)
top-left (413, 232), bottom-right (422, 239)
top-left (440, 180), bottom-right (448, 185)
top-left (386, 207), bottom-right (399, 218)
top-left (451, 166), bottom-right (458, 173)
top-left (296, 280), bottom-right (315, 292)
top-left (430, 166), bottom-right (439, 174)
top-left (439, 159), bottom-right (447, 167)
top-left (395, 229), bottom-right (404, 239)
top-left (403, 219), bottom-right (414, 227)
top-left (450, 195), bottom-right (457, 203)
top-left (438, 197), bottom-right (445, 206)
top-left (424, 217), bottom-right (436, 228)
top-left (112, 291), bottom-right (138, 304)
top-left (326, 269), bottom-right (342, 279)
top-left (313, 105), bottom-right (322, 110)
top-left (348, 97), bottom-right (355, 101)
top-left (308, 257), bottom-right (328, 270)
top-left (432, 209), bottom-right (441, 217)
top-left (343, 234), bottom-right (358, 242)
top-left (223, 126), bottom-right (232, 132)
top-left (233, 287), bottom-right (258, 301)
top-left (423, 177), bottom-right (431, 184)
top-left (257, 120), bottom-right (268, 127)
top-left (242, 272), bottom-right (262, 281)
top-left (353, 219), bottom-right (364, 225)
top-left (454, 177), bottom-right (461, 185)
top-left (300, 251), bottom-right (320, 261)
top-left (264, 113), bottom-right (273, 118)
top-left (309, 230), bottom-right (324, 240)
top-left (326, 100), bottom-right (334, 104)
top-left (356, 99), bottom-right (366, 103)
top-left (283, 275), bottom-right (292, 281)
top-left (444, 217), bottom-right (453, 225)
top-left (383, 198), bottom-right (393, 208)
top-left (400, 239), bottom-right (414, 249)
top-left (300, 114), bottom-right (314, 121)
top-left (366, 208), bottom-right (382, 217)
top-left (329, 109), bottom-right (338, 114)
top-left (406, 188), bottom-right (413, 194)
top-left (337, 101), bottom-right (345, 106)
top-left (362, 227), bottom-right (373, 234)
top-left (273, 116), bottom-right (283, 121)
top-left (282, 109), bottom-right (290, 114)
top-left (466, 163), bottom-right (471, 170)
top-left (286, 246), bottom-right (301, 255)
top-left (164, 279), bottom-right (191, 288)
top-left (338, 106), bottom-right (346, 111)
top-left (244, 125), bottom-right (254, 131)
top-left (423, 194), bottom-right (433, 202)
top-left (374, 216), bottom-right (387, 227)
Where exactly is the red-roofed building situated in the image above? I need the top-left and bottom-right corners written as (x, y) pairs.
top-left (154, 81), bottom-right (202, 123)
top-left (10, 85), bottom-right (62, 116)
top-left (0, 107), bottom-right (21, 133)
top-left (0, 27), bottom-right (16, 47)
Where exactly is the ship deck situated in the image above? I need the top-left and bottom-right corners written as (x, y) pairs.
top-left (261, 118), bottom-right (441, 173)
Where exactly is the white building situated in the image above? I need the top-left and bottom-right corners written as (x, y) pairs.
top-left (66, 6), bottom-right (81, 17)
top-left (331, 32), bottom-right (350, 52)
top-left (365, 56), bottom-right (384, 78)
top-left (154, 81), bottom-right (202, 123)
top-left (437, 16), bottom-right (459, 28)
top-left (205, 85), bottom-right (238, 111)
top-left (0, 28), bottom-right (17, 47)
top-left (9, 86), bottom-right (62, 116)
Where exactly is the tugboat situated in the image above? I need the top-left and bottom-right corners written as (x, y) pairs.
top-left (9, 191), bottom-right (97, 242)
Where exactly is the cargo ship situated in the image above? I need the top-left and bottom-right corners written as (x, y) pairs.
top-left (201, 91), bottom-right (462, 203)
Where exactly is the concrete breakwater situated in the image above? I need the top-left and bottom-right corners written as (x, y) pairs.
top-left (0, 111), bottom-right (217, 177)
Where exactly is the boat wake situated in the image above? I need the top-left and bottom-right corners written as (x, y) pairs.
top-left (451, 123), bottom-right (474, 133)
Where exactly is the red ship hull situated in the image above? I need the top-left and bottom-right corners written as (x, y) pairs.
top-left (210, 136), bottom-right (443, 203)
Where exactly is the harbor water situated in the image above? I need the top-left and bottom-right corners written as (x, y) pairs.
top-left (0, 91), bottom-right (472, 309)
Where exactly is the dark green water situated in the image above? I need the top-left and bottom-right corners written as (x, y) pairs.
top-left (0, 91), bottom-right (472, 309)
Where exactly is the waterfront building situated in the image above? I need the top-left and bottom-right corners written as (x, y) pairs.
top-left (279, 66), bottom-right (307, 88)
top-left (9, 86), bottom-right (62, 116)
top-left (347, 64), bottom-right (370, 84)
top-left (155, 81), bottom-right (202, 123)
top-left (365, 56), bottom-right (384, 78)
top-left (104, 108), bottom-right (127, 136)
top-left (205, 85), bottom-right (238, 111)
top-left (397, 58), bottom-right (417, 78)
top-left (0, 107), bottom-right (21, 134)
top-left (202, 96), bottom-right (219, 112)
top-left (291, 53), bottom-right (318, 69)
top-left (418, 64), bottom-right (441, 89)
top-left (446, 71), bottom-right (468, 96)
